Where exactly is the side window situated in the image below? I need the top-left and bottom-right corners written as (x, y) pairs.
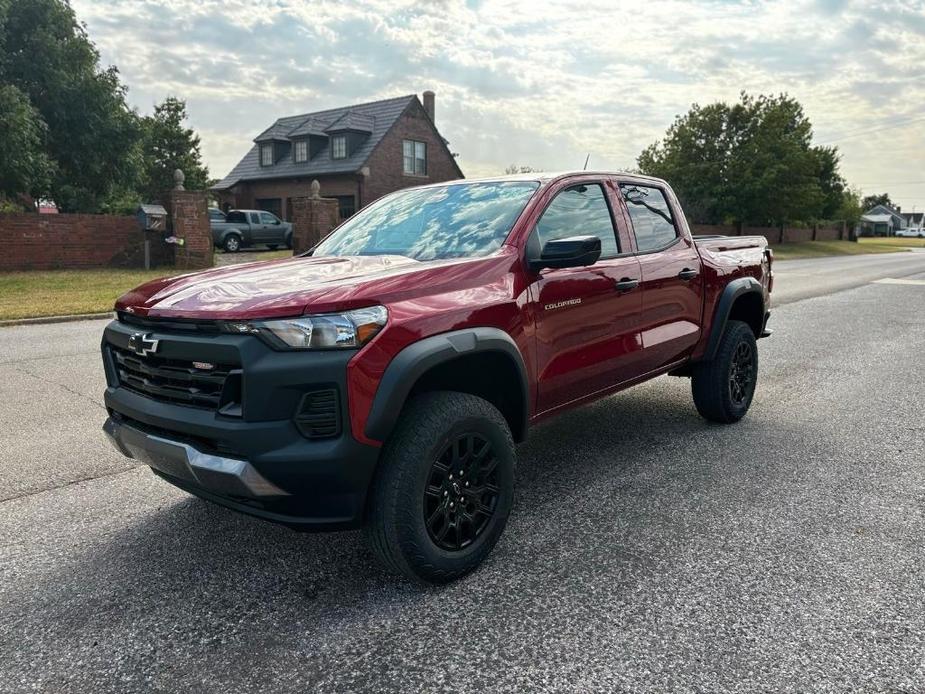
top-left (226, 211), bottom-right (245, 224)
top-left (620, 184), bottom-right (679, 252)
top-left (259, 212), bottom-right (278, 224)
top-left (533, 183), bottom-right (619, 259)
top-left (249, 212), bottom-right (261, 224)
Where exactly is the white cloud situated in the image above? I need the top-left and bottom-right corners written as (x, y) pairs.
top-left (72, 0), bottom-right (925, 206)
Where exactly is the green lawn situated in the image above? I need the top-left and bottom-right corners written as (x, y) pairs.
top-left (858, 236), bottom-right (925, 248)
top-left (771, 238), bottom-right (919, 260)
top-left (0, 269), bottom-right (175, 321)
top-left (0, 249), bottom-right (295, 321)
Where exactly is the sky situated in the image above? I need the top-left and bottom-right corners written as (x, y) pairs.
top-left (71, 0), bottom-right (925, 211)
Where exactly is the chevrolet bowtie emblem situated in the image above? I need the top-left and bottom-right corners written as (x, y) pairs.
top-left (127, 332), bottom-right (159, 357)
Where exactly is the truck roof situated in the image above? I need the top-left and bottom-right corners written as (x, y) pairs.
top-left (410, 170), bottom-right (669, 188)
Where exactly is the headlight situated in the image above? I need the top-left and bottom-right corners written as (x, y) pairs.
top-left (223, 306), bottom-right (388, 350)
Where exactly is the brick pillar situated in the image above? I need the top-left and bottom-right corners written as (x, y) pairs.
top-left (165, 190), bottom-right (213, 269)
top-left (290, 180), bottom-right (339, 254)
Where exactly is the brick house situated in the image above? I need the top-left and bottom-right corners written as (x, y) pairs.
top-left (212, 92), bottom-right (464, 221)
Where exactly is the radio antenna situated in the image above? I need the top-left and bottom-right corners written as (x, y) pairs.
top-left (583, 153), bottom-right (591, 170)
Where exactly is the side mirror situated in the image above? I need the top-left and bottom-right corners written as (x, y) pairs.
top-left (529, 235), bottom-right (602, 271)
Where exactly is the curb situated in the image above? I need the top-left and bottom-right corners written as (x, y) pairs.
top-left (0, 312), bottom-right (112, 328)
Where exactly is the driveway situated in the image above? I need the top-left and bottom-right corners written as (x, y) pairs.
top-left (1, 257), bottom-right (924, 692)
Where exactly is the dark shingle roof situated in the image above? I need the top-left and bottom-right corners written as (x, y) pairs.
top-left (325, 111), bottom-right (375, 133)
top-left (214, 95), bottom-right (415, 189)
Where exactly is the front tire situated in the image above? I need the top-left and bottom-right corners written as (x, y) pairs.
top-left (691, 320), bottom-right (758, 423)
top-left (365, 391), bottom-right (516, 584)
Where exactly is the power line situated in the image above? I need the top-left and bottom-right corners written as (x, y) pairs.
top-left (816, 114), bottom-right (925, 145)
top-left (853, 180), bottom-right (925, 186)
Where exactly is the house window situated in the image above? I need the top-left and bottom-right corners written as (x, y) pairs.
top-left (331, 135), bottom-right (347, 159)
top-left (403, 139), bottom-right (427, 176)
top-left (260, 144), bottom-right (273, 166)
top-left (294, 140), bottom-right (308, 163)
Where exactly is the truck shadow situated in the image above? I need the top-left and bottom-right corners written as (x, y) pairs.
top-left (27, 380), bottom-right (758, 645)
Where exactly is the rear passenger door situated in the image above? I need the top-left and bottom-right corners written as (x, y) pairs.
top-left (528, 180), bottom-right (644, 413)
top-left (617, 181), bottom-right (704, 371)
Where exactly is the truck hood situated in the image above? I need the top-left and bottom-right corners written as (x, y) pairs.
top-left (114, 253), bottom-right (508, 320)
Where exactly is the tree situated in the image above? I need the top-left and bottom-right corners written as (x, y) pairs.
top-left (837, 187), bottom-right (863, 228)
top-left (138, 97), bottom-right (210, 203)
top-left (638, 93), bottom-right (848, 226)
top-left (0, 0), bottom-right (140, 211)
top-left (504, 164), bottom-right (542, 174)
top-left (0, 84), bottom-right (53, 205)
top-left (861, 193), bottom-right (892, 211)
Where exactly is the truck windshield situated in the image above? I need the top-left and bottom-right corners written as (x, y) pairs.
top-left (313, 181), bottom-right (540, 260)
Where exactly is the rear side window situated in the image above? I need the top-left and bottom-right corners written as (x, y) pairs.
top-left (534, 183), bottom-right (619, 259)
top-left (226, 211), bottom-right (246, 223)
top-left (620, 184), bottom-right (678, 252)
top-left (249, 212), bottom-right (261, 224)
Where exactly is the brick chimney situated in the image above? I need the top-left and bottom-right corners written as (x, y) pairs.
top-left (422, 90), bottom-right (435, 122)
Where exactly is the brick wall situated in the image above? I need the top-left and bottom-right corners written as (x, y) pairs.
top-left (166, 191), bottom-right (212, 269)
top-left (291, 194), bottom-right (339, 253)
top-left (0, 192), bottom-right (215, 271)
top-left (691, 222), bottom-right (846, 244)
top-left (0, 213), bottom-right (152, 271)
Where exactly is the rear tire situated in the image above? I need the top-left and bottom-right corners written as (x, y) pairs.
top-left (691, 320), bottom-right (758, 423)
top-left (365, 391), bottom-right (516, 584)
top-left (223, 234), bottom-right (241, 253)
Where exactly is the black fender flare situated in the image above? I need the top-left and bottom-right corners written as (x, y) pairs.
top-left (703, 277), bottom-right (765, 360)
top-left (364, 327), bottom-right (530, 443)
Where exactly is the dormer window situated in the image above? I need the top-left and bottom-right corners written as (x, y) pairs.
top-left (260, 144), bottom-right (274, 167)
top-left (294, 140), bottom-right (308, 163)
top-left (331, 135), bottom-right (347, 159)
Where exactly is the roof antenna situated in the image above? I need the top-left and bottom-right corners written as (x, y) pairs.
top-left (583, 153), bottom-right (591, 170)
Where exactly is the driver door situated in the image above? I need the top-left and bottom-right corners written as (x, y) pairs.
top-left (527, 179), bottom-right (644, 414)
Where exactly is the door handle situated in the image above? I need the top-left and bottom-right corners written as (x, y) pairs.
top-left (614, 277), bottom-right (639, 292)
top-left (678, 268), bottom-right (699, 280)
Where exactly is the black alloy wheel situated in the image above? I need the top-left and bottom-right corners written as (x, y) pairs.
top-left (423, 433), bottom-right (500, 551)
top-left (728, 341), bottom-right (755, 407)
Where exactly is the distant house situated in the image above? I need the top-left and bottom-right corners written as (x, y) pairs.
top-left (860, 203), bottom-right (907, 236)
top-left (901, 211), bottom-right (923, 231)
top-left (212, 91), bottom-right (463, 221)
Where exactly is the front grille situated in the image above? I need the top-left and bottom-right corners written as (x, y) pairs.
top-left (111, 345), bottom-right (238, 410)
top-left (118, 312), bottom-right (221, 333)
top-left (295, 388), bottom-right (340, 439)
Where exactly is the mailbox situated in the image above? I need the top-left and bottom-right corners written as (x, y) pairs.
top-left (137, 204), bottom-right (168, 232)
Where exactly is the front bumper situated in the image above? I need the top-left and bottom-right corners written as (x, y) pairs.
top-left (101, 318), bottom-right (380, 530)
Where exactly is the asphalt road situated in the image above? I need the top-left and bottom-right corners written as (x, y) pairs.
top-left (1, 253), bottom-right (924, 692)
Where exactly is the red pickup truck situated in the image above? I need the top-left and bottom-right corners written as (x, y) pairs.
top-left (102, 172), bottom-right (772, 583)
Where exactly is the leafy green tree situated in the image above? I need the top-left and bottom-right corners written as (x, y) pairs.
top-left (638, 93), bottom-right (847, 226)
top-left (0, 84), bottom-right (53, 205)
top-left (0, 0), bottom-right (139, 211)
top-left (837, 186), bottom-right (863, 227)
top-left (138, 97), bottom-right (210, 203)
top-left (861, 193), bottom-right (893, 211)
